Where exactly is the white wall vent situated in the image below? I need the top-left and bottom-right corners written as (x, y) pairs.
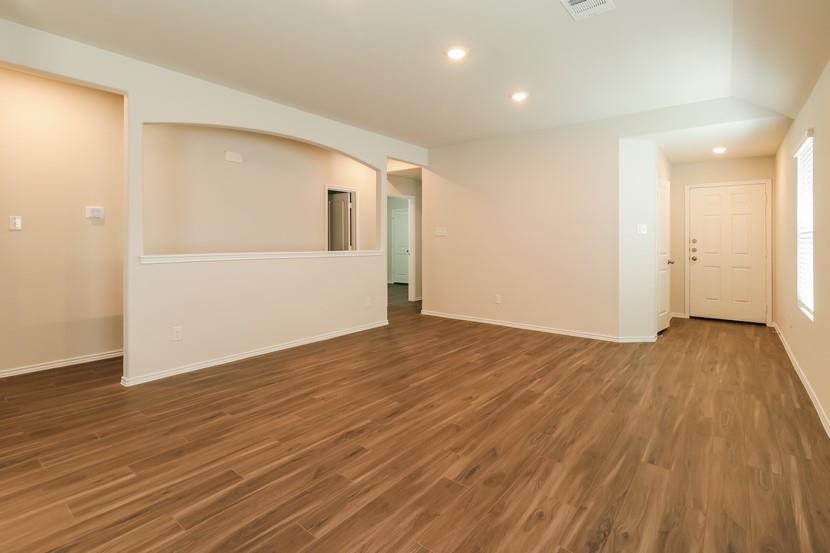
top-left (560, 0), bottom-right (616, 20)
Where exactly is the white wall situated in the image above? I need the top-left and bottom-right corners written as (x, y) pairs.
top-left (422, 126), bottom-right (620, 339)
top-left (0, 19), bottom-right (427, 384)
top-left (0, 67), bottom-right (123, 375)
top-left (774, 60), bottom-right (830, 435)
top-left (619, 139), bottom-right (666, 340)
top-left (669, 157), bottom-right (776, 315)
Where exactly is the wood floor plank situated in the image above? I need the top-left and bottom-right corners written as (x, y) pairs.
top-left (350, 477), bottom-right (467, 553)
top-left (451, 455), bottom-right (571, 553)
top-left (0, 285), bottom-right (827, 552)
top-left (746, 466), bottom-right (800, 553)
top-left (604, 462), bottom-right (671, 553)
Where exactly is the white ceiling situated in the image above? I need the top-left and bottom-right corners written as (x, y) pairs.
top-left (0, 0), bottom-right (828, 147)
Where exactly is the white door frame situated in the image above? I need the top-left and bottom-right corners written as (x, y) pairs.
top-left (325, 185), bottom-right (358, 251)
top-left (656, 178), bottom-right (671, 333)
top-left (389, 194), bottom-right (417, 301)
top-left (683, 179), bottom-right (772, 324)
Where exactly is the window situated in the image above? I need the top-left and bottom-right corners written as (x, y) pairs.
top-left (796, 130), bottom-right (815, 319)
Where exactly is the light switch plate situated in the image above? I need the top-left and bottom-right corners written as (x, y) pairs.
top-left (8, 215), bottom-right (22, 231)
top-left (637, 224), bottom-right (648, 235)
top-left (225, 150), bottom-right (244, 163)
top-left (85, 206), bottom-right (105, 219)
top-left (435, 227), bottom-right (449, 237)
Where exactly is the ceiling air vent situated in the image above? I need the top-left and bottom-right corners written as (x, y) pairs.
top-left (560, 0), bottom-right (616, 20)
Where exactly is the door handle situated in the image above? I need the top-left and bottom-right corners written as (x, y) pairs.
top-left (691, 256), bottom-right (698, 261)
top-left (667, 260), bottom-right (675, 265)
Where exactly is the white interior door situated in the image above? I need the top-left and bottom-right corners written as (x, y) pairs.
top-left (328, 192), bottom-right (351, 251)
top-left (391, 208), bottom-right (409, 284)
top-left (689, 183), bottom-right (766, 323)
top-left (657, 180), bottom-right (672, 332)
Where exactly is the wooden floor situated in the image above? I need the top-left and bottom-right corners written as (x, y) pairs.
top-left (1, 284), bottom-right (829, 552)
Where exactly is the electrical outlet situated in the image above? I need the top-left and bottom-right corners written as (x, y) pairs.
top-left (8, 215), bottom-right (22, 231)
top-left (495, 294), bottom-right (502, 305)
top-left (172, 326), bottom-right (183, 341)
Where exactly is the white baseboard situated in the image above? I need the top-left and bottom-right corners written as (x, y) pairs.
top-left (420, 310), bottom-right (656, 344)
top-left (0, 350), bottom-right (123, 379)
top-left (616, 335), bottom-right (659, 343)
top-left (770, 323), bottom-right (830, 438)
top-left (412, 296), bottom-right (423, 301)
top-left (671, 312), bottom-right (690, 320)
top-left (770, 322), bottom-right (830, 438)
top-left (121, 320), bottom-right (389, 387)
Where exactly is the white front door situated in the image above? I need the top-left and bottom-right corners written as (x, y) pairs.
top-left (689, 183), bottom-right (766, 323)
top-left (657, 179), bottom-right (672, 332)
top-left (391, 208), bottom-right (409, 284)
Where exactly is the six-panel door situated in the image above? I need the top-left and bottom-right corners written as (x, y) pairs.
top-left (689, 183), bottom-right (766, 323)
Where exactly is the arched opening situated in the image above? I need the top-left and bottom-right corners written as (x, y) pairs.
top-left (142, 123), bottom-right (380, 255)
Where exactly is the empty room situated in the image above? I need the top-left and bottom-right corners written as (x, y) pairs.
top-left (0, 1), bottom-right (828, 552)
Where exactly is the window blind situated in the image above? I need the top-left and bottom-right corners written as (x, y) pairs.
top-left (796, 133), bottom-right (814, 319)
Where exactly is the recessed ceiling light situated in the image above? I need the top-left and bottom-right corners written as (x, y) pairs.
top-left (511, 91), bottom-right (529, 103)
top-left (713, 147), bottom-right (727, 155)
top-left (446, 47), bottom-right (467, 61)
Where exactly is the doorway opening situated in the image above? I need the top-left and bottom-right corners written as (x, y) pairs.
top-left (388, 197), bottom-right (411, 285)
top-left (387, 159), bottom-right (423, 312)
top-left (326, 187), bottom-right (357, 251)
top-left (387, 196), bottom-right (412, 309)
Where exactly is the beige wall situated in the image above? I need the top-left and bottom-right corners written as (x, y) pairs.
top-left (774, 60), bottom-right (830, 433)
top-left (143, 124), bottom-right (378, 254)
top-left (387, 175), bottom-right (422, 299)
top-left (669, 156), bottom-right (776, 315)
top-left (0, 67), bottom-right (123, 374)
